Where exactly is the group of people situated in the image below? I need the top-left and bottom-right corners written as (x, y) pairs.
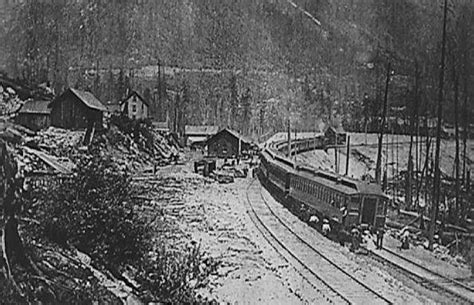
top-left (306, 207), bottom-right (413, 254)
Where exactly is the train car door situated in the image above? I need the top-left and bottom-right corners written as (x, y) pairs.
top-left (361, 197), bottom-right (377, 225)
top-left (285, 173), bottom-right (291, 193)
top-left (346, 196), bottom-right (360, 227)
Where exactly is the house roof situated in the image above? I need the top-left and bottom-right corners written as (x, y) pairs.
top-left (18, 100), bottom-right (51, 114)
top-left (325, 125), bottom-right (346, 134)
top-left (185, 125), bottom-right (219, 136)
top-left (120, 90), bottom-right (150, 107)
top-left (65, 88), bottom-right (107, 112)
top-left (206, 128), bottom-right (253, 146)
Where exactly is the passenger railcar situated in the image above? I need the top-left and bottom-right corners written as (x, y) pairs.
top-left (274, 136), bottom-right (325, 155)
top-left (258, 143), bottom-right (387, 230)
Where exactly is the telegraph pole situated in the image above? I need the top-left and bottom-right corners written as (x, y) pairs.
top-left (375, 62), bottom-right (391, 184)
top-left (429, 0), bottom-right (448, 251)
top-left (287, 119), bottom-right (291, 158)
top-left (345, 135), bottom-right (351, 176)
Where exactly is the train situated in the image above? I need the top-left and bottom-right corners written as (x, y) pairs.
top-left (273, 136), bottom-right (325, 155)
top-left (258, 137), bottom-right (387, 233)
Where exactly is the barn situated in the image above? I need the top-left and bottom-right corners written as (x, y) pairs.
top-left (121, 90), bottom-right (149, 120)
top-left (49, 88), bottom-right (106, 129)
top-left (15, 100), bottom-right (51, 131)
top-left (207, 128), bottom-right (253, 158)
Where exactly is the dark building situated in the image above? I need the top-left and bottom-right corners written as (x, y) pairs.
top-left (324, 126), bottom-right (347, 146)
top-left (49, 88), bottom-right (106, 129)
top-left (15, 100), bottom-right (51, 131)
top-left (207, 128), bottom-right (253, 158)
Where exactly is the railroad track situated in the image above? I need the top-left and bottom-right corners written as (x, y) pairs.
top-left (245, 179), bottom-right (392, 305)
top-left (369, 245), bottom-right (474, 304)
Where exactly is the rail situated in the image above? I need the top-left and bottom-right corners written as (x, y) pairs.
top-left (244, 180), bottom-right (350, 304)
top-left (369, 246), bottom-right (474, 304)
top-left (246, 179), bottom-right (392, 304)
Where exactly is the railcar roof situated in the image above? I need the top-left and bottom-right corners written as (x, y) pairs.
top-left (263, 149), bottom-right (386, 197)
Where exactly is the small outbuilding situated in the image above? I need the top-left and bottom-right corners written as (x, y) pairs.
top-left (152, 120), bottom-right (170, 133)
top-left (184, 125), bottom-right (219, 148)
top-left (15, 100), bottom-right (51, 131)
top-left (324, 125), bottom-right (346, 146)
top-left (49, 88), bottom-right (106, 129)
top-left (121, 91), bottom-right (149, 120)
top-left (207, 128), bottom-right (253, 158)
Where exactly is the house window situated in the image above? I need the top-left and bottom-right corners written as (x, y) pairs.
top-left (132, 104), bottom-right (137, 113)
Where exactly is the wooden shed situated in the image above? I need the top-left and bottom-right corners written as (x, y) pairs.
top-left (49, 88), bottom-right (106, 129)
top-left (324, 126), bottom-right (347, 146)
top-left (121, 90), bottom-right (149, 120)
top-left (207, 128), bottom-right (253, 158)
top-left (15, 100), bottom-right (51, 131)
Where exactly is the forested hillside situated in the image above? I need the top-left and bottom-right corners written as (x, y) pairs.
top-left (1, 0), bottom-right (473, 137)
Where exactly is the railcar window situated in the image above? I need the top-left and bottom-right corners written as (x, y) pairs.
top-left (349, 196), bottom-right (360, 210)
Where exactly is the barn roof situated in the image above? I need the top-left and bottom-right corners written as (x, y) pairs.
top-left (223, 128), bottom-right (252, 144)
top-left (68, 88), bottom-right (107, 112)
top-left (18, 100), bottom-right (51, 114)
top-left (185, 125), bottom-right (219, 136)
top-left (120, 90), bottom-right (150, 107)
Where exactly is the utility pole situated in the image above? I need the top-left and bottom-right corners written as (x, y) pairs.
top-left (376, 62), bottom-right (391, 184)
top-left (429, 0), bottom-right (448, 251)
top-left (334, 133), bottom-right (338, 174)
top-left (407, 62), bottom-right (419, 210)
top-left (345, 135), bottom-right (351, 176)
top-left (287, 119), bottom-right (291, 158)
top-left (453, 61), bottom-right (460, 220)
top-left (157, 60), bottom-right (161, 120)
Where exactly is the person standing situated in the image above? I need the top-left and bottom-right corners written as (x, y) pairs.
top-left (350, 226), bottom-right (360, 252)
top-left (376, 227), bottom-right (385, 250)
top-left (399, 228), bottom-right (410, 250)
top-left (322, 219), bottom-right (331, 237)
top-left (340, 205), bottom-right (348, 226)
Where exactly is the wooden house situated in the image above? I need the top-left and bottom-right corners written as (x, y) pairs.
top-left (121, 91), bottom-right (149, 120)
top-left (49, 88), bottom-right (106, 129)
top-left (15, 100), bottom-right (51, 131)
top-left (207, 128), bottom-right (253, 158)
top-left (324, 126), bottom-right (347, 146)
